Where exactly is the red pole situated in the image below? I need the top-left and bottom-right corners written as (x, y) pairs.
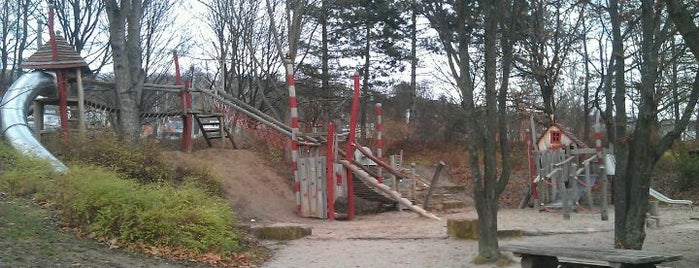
top-left (48, 5), bottom-right (69, 141)
top-left (346, 73), bottom-right (361, 220)
top-left (285, 58), bottom-right (302, 217)
top-left (326, 122), bottom-right (335, 220)
top-left (375, 103), bottom-right (383, 183)
top-left (173, 51), bottom-right (191, 152)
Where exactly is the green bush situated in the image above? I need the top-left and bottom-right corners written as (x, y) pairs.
top-left (55, 166), bottom-right (242, 254)
top-left (675, 148), bottom-right (699, 190)
top-left (62, 134), bottom-right (225, 196)
top-left (0, 140), bottom-right (243, 256)
top-left (62, 134), bottom-right (169, 184)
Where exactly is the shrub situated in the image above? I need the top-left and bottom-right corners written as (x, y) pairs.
top-left (61, 134), bottom-right (169, 184)
top-left (0, 140), bottom-right (244, 256)
top-left (55, 166), bottom-right (243, 254)
top-left (674, 148), bottom-right (699, 190)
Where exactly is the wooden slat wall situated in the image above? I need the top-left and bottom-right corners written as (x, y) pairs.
top-left (299, 156), bottom-right (328, 218)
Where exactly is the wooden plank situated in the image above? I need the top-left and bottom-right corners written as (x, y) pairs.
top-left (299, 158), bottom-right (311, 217)
top-left (316, 157), bottom-right (327, 218)
top-left (307, 157), bottom-right (317, 217)
top-left (570, 148), bottom-right (596, 155)
top-left (502, 245), bottom-right (682, 265)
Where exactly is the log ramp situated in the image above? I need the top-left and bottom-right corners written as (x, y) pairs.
top-left (339, 160), bottom-right (440, 220)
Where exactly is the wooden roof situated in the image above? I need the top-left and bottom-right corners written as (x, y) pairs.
top-left (536, 122), bottom-right (590, 149)
top-left (21, 35), bottom-right (90, 72)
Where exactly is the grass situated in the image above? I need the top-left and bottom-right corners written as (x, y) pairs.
top-left (0, 199), bottom-right (62, 258)
top-left (0, 139), bottom-right (258, 266)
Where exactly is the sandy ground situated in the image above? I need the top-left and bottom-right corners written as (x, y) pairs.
top-left (260, 207), bottom-right (699, 268)
top-left (162, 149), bottom-right (699, 268)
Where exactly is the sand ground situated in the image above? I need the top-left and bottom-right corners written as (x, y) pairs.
top-left (163, 149), bottom-right (698, 268)
top-left (260, 207), bottom-right (699, 268)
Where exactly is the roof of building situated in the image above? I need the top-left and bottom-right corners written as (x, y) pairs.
top-left (20, 35), bottom-right (90, 72)
top-left (537, 122), bottom-right (590, 149)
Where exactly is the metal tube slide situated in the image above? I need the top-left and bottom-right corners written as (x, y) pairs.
top-left (1, 71), bottom-right (67, 172)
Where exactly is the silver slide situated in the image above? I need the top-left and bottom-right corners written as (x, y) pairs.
top-left (0, 71), bottom-right (67, 172)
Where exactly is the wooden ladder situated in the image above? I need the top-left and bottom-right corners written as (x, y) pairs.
top-left (193, 114), bottom-right (237, 149)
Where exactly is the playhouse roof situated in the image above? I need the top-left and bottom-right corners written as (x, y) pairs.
top-left (21, 35), bottom-right (90, 72)
top-left (536, 122), bottom-right (589, 149)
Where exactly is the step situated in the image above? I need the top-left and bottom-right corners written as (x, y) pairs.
top-left (425, 199), bottom-right (467, 211)
top-left (195, 114), bottom-right (222, 119)
top-left (437, 185), bottom-right (466, 194)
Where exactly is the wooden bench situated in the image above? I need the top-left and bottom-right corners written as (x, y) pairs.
top-left (502, 244), bottom-right (682, 268)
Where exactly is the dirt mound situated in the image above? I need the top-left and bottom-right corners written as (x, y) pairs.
top-left (162, 149), bottom-right (297, 224)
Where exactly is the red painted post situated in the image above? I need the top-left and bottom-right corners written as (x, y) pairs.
top-left (326, 122), bottom-right (335, 220)
top-left (173, 51), bottom-right (191, 152)
top-left (346, 73), bottom-right (361, 220)
top-left (285, 58), bottom-right (302, 217)
top-left (375, 103), bottom-right (383, 183)
top-left (48, 5), bottom-right (69, 141)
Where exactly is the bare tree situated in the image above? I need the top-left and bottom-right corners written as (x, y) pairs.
top-left (423, 0), bottom-right (523, 261)
top-left (516, 0), bottom-right (584, 119)
top-left (0, 0), bottom-right (38, 90)
top-left (54, 0), bottom-right (110, 72)
top-left (608, 0), bottom-right (699, 249)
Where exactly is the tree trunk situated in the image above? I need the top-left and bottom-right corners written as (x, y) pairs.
top-left (106, 0), bottom-right (144, 144)
top-left (360, 21), bottom-right (370, 141)
top-left (408, 6), bottom-right (417, 125)
top-left (615, 0), bottom-right (658, 249)
top-left (321, 0), bottom-right (330, 122)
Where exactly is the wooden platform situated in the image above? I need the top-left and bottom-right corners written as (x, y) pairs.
top-left (502, 244), bottom-right (681, 268)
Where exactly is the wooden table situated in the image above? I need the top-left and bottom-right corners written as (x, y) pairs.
top-left (502, 244), bottom-right (682, 268)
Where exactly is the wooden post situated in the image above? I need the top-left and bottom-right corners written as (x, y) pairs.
top-left (528, 115), bottom-right (540, 208)
top-left (556, 168), bottom-right (570, 220)
top-left (326, 122), bottom-right (335, 220)
top-left (390, 155), bottom-right (400, 210)
top-left (600, 166), bottom-right (609, 220)
top-left (76, 69), bottom-right (85, 138)
top-left (423, 161), bottom-right (446, 210)
top-left (595, 111), bottom-right (609, 221)
top-left (219, 115), bottom-right (226, 148)
top-left (410, 162), bottom-right (416, 201)
top-left (33, 101), bottom-right (43, 138)
top-left (584, 160), bottom-right (594, 208)
top-left (571, 163), bottom-right (579, 209)
top-left (184, 81), bottom-right (193, 151)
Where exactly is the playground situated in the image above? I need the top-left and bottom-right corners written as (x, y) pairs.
top-left (2, 6), bottom-right (699, 268)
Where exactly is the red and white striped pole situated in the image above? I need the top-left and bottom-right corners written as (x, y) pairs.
top-left (346, 73), bottom-right (361, 220)
top-left (285, 58), bottom-right (302, 217)
top-left (326, 122), bottom-right (335, 220)
top-left (375, 103), bottom-right (383, 183)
